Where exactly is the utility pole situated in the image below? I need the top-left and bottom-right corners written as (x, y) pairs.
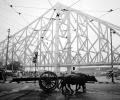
top-left (110, 28), bottom-right (114, 83)
top-left (12, 41), bottom-right (14, 72)
top-left (5, 28), bottom-right (10, 70)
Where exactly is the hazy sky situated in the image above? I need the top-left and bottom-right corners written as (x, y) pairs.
top-left (0, 0), bottom-right (120, 41)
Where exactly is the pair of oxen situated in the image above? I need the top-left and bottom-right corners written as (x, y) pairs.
top-left (58, 72), bottom-right (98, 95)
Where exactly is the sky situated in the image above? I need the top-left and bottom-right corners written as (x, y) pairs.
top-left (0, 0), bottom-right (120, 41)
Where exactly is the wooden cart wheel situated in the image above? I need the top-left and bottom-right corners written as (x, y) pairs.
top-left (39, 71), bottom-right (58, 92)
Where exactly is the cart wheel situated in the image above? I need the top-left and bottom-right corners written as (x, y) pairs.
top-left (39, 71), bottom-right (58, 92)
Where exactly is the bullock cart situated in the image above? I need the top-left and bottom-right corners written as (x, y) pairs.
top-left (11, 71), bottom-right (97, 94)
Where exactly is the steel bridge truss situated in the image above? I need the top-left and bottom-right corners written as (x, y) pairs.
top-left (0, 3), bottom-right (120, 72)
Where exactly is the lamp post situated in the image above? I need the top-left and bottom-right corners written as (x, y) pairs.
top-left (12, 42), bottom-right (14, 72)
top-left (110, 28), bottom-right (115, 83)
top-left (5, 28), bottom-right (10, 70)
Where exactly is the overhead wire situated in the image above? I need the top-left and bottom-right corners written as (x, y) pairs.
top-left (0, 10), bottom-right (26, 28)
top-left (47, 0), bottom-right (53, 8)
top-left (60, 0), bottom-right (82, 12)
top-left (2, 0), bottom-right (120, 27)
top-left (99, 8), bottom-right (119, 18)
top-left (80, 9), bottom-right (108, 13)
top-left (68, 0), bottom-right (81, 8)
top-left (13, 5), bottom-right (49, 10)
top-left (0, 5), bottom-right (23, 31)
top-left (12, 5), bottom-right (49, 18)
top-left (0, 0), bottom-right (32, 41)
top-left (17, 12), bottom-right (38, 18)
top-left (90, 8), bottom-right (120, 22)
top-left (1, 6), bottom-right (43, 19)
top-left (10, 5), bottom-right (30, 24)
top-left (65, 0), bottom-right (120, 23)
top-left (2, 0), bottom-right (29, 24)
top-left (0, 13), bottom-right (21, 30)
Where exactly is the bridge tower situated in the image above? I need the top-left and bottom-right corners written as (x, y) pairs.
top-left (0, 3), bottom-right (120, 76)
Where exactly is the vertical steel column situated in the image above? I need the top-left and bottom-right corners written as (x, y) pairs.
top-left (40, 18), bottom-right (42, 66)
top-left (86, 18), bottom-right (89, 63)
top-left (67, 10), bottom-right (71, 73)
top-left (98, 22), bottom-right (101, 62)
top-left (37, 29), bottom-right (39, 70)
top-left (107, 27), bottom-right (109, 63)
top-left (110, 28), bottom-right (114, 83)
top-left (24, 29), bottom-right (27, 65)
top-left (55, 10), bottom-right (60, 73)
top-left (77, 14), bottom-right (79, 64)
top-left (43, 55), bottom-right (45, 70)
top-left (51, 18), bottom-right (54, 67)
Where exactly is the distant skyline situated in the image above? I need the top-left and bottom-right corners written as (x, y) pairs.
top-left (0, 0), bottom-right (120, 41)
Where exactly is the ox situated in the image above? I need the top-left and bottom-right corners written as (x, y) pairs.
top-left (60, 72), bottom-right (97, 95)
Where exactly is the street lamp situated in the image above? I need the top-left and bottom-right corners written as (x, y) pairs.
top-left (110, 28), bottom-right (116, 83)
top-left (5, 28), bottom-right (10, 70)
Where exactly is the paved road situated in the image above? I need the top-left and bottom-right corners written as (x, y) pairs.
top-left (0, 82), bottom-right (120, 100)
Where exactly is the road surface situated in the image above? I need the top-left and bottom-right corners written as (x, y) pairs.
top-left (0, 81), bottom-right (120, 100)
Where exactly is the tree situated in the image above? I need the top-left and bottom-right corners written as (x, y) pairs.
top-left (7, 61), bottom-right (22, 71)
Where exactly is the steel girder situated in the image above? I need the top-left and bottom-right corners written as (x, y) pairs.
top-left (0, 3), bottom-right (120, 72)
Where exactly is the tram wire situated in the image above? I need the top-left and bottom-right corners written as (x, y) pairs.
top-left (0, 2), bottom-right (28, 33)
top-left (13, 6), bottom-right (49, 10)
top-left (0, 1), bottom-right (26, 28)
top-left (0, 13), bottom-right (20, 30)
top-left (2, 0), bottom-right (30, 25)
top-left (2, 0), bottom-right (120, 27)
top-left (89, 8), bottom-right (120, 22)
top-left (47, 0), bottom-right (53, 8)
top-left (68, 0), bottom-right (82, 8)
top-left (99, 8), bottom-right (120, 19)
